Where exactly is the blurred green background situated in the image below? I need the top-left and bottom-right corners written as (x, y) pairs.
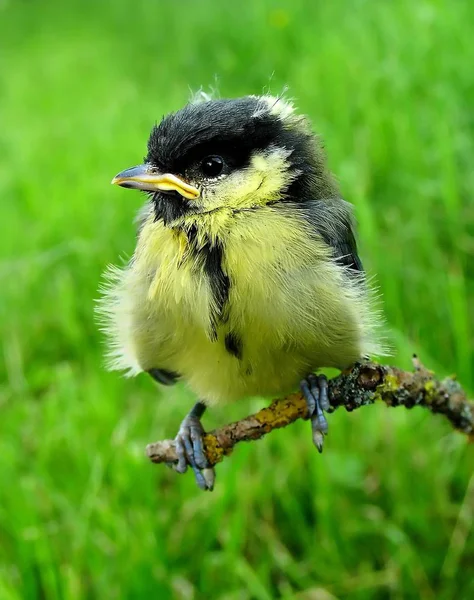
top-left (1, 0), bottom-right (473, 598)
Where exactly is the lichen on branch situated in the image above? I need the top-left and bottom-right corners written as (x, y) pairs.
top-left (146, 358), bottom-right (474, 468)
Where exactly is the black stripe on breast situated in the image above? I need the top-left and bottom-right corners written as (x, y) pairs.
top-left (186, 226), bottom-right (230, 338)
top-left (225, 332), bottom-right (243, 359)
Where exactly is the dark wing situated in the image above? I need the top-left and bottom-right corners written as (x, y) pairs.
top-left (303, 198), bottom-right (364, 276)
top-left (332, 216), bottom-right (364, 274)
top-left (148, 368), bottom-right (180, 386)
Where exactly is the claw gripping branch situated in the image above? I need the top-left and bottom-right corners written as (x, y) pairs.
top-left (146, 358), bottom-right (474, 469)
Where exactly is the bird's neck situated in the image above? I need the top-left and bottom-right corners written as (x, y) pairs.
top-left (164, 205), bottom-right (240, 244)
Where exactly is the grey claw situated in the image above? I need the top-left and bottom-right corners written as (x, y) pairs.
top-left (202, 467), bottom-right (216, 491)
top-left (301, 373), bottom-right (330, 452)
top-left (313, 430), bottom-right (325, 453)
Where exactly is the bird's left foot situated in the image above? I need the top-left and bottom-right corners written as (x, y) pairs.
top-left (300, 374), bottom-right (330, 452)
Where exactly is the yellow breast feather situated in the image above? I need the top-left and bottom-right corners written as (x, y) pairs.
top-left (99, 205), bottom-right (383, 404)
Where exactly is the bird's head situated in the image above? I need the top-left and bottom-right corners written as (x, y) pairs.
top-left (112, 95), bottom-right (338, 226)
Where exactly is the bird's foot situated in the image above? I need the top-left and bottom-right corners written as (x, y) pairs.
top-left (171, 402), bottom-right (215, 491)
top-left (300, 374), bottom-right (330, 453)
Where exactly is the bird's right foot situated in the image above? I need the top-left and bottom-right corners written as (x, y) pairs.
top-left (171, 402), bottom-right (215, 491)
top-left (300, 374), bottom-right (330, 452)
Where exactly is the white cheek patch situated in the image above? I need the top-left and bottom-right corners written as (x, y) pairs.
top-left (203, 146), bottom-right (300, 210)
top-left (248, 147), bottom-right (298, 200)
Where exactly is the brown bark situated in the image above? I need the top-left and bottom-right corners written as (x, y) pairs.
top-left (146, 358), bottom-right (474, 468)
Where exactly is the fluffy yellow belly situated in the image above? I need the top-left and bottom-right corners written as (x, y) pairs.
top-left (100, 208), bottom-right (380, 404)
top-left (132, 318), bottom-right (358, 405)
top-left (123, 267), bottom-right (365, 405)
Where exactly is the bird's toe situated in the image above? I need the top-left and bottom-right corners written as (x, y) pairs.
top-left (300, 373), bottom-right (330, 452)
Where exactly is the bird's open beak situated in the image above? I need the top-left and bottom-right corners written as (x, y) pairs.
top-left (111, 164), bottom-right (200, 200)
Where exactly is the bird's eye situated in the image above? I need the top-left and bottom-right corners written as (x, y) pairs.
top-left (201, 155), bottom-right (224, 178)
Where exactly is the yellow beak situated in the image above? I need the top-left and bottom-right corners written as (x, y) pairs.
top-left (111, 164), bottom-right (200, 200)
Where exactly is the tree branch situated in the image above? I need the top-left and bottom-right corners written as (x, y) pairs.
top-left (146, 358), bottom-right (474, 467)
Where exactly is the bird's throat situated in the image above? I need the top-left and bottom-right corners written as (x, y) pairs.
top-left (152, 191), bottom-right (194, 226)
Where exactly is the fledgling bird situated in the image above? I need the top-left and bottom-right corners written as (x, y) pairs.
top-left (99, 94), bottom-right (384, 491)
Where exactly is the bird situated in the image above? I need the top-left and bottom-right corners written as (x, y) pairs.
top-left (99, 93), bottom-right (384, 491)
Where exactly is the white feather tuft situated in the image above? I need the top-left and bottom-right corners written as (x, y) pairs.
top-left (95, 262), bottom-right (143, 376)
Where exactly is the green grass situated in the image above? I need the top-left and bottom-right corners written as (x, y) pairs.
top-left (1, 0), bottom-right (473, 598)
